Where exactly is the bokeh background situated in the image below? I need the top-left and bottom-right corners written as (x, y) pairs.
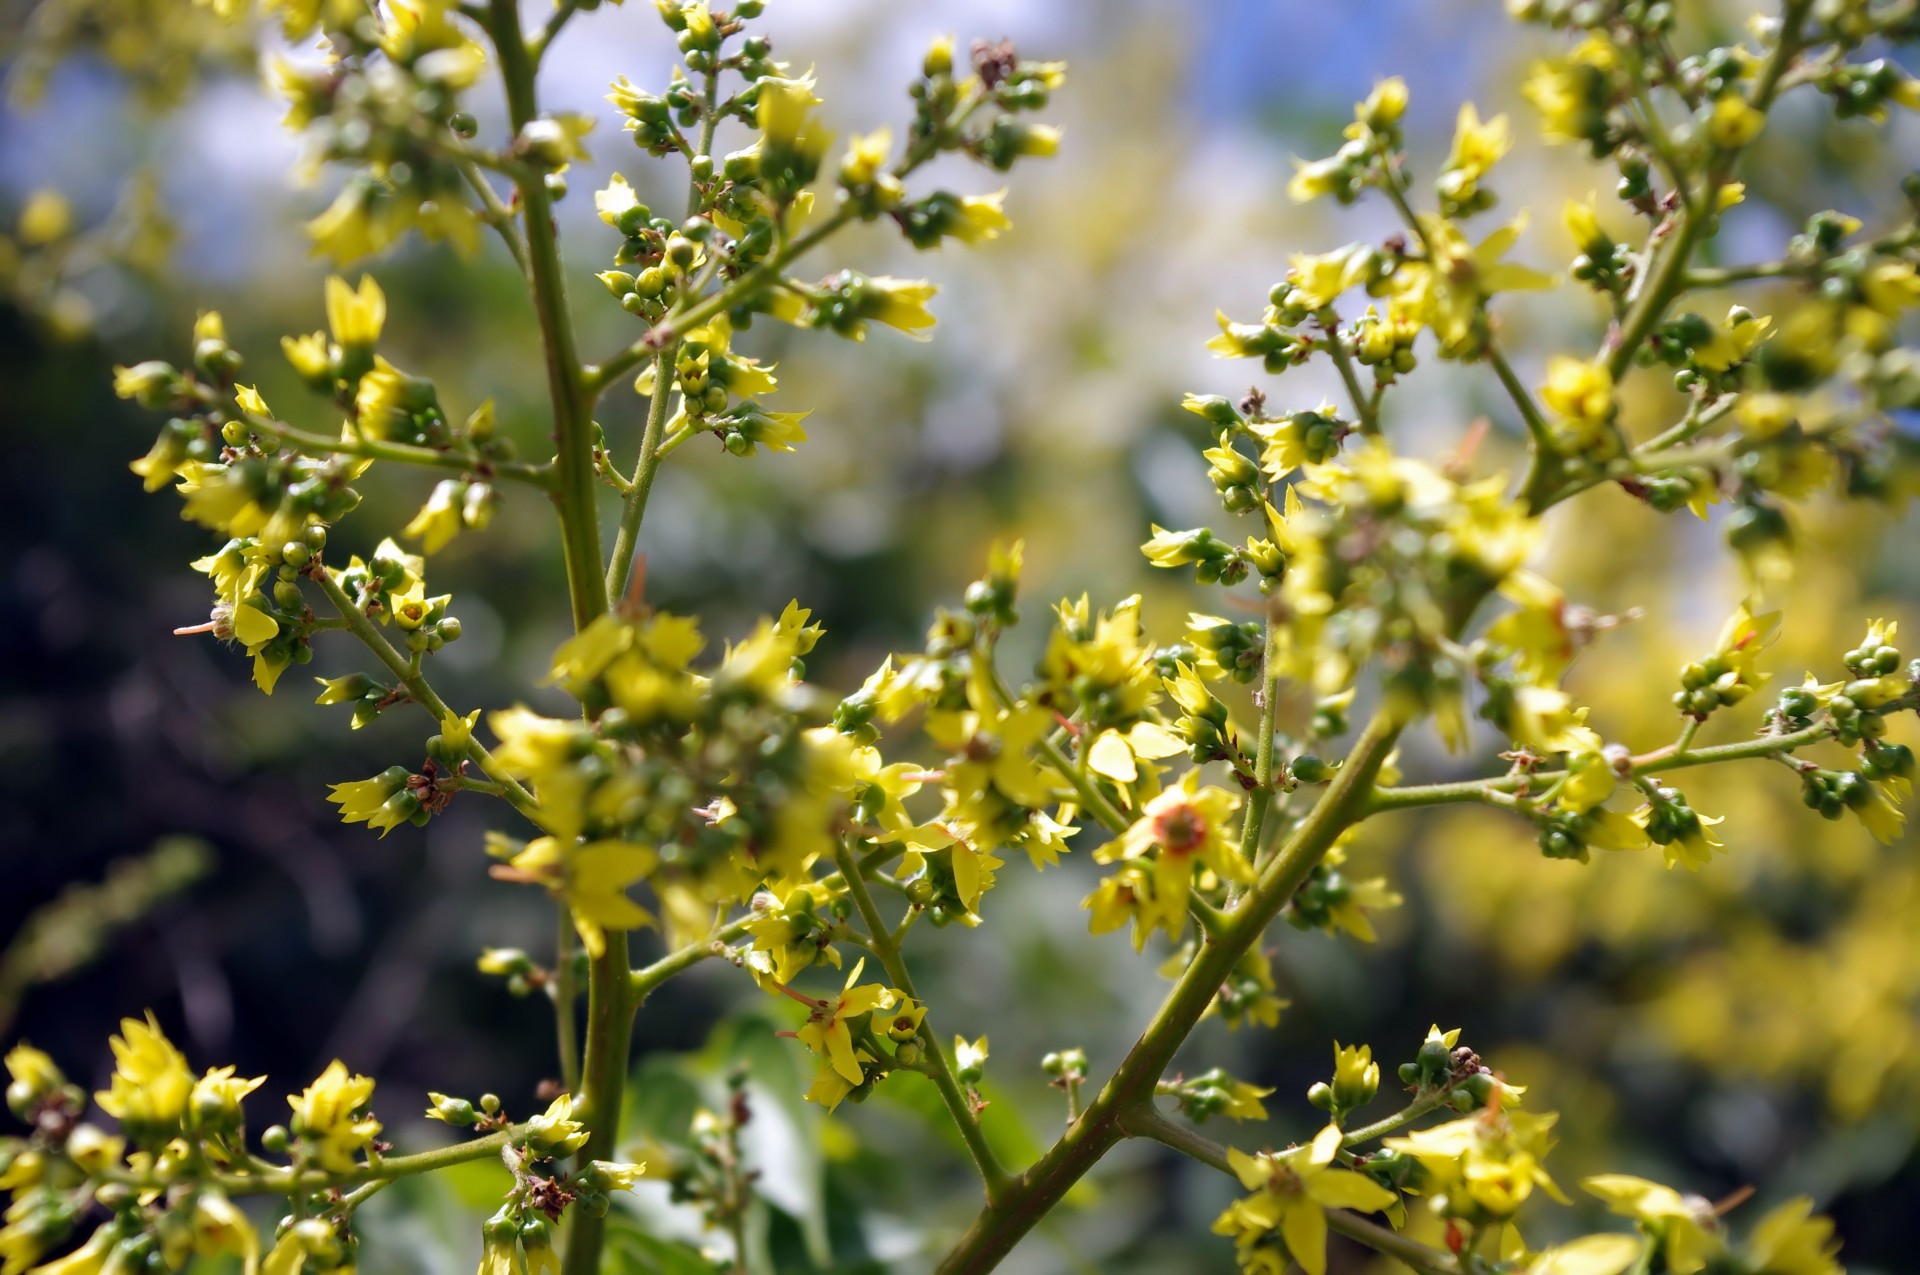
top-left (3, 1), bottom-right (1918, 1271)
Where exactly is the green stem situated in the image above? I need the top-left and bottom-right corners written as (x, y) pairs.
top-left (629, 917), bottom-right (755, 1002)
top-left (1366, 719), bottom-right (1833, 813)
top-left (554, 907), bottom-right (581, 1096)
top-left (604, 355), bottom-right (677, 608)
top-left (564, 930), bottom-right (632, 1275)
top-left (1241, 622), bottom-right (1283, 875)
top-left (830, 838), bottom-right (1010, 1197)
top-left (105, 1129), bottom-right (520, 1197)
top-left (312, 569), bottom-right (540, 821)
top-left (487, 0), bottom-right (605, 636)
top-left (1337, 1091), bottom-right (1451, 1147)
top-left (1486, 343), bottom-right (1555, 455)
top-left (484, 12), bottom-right (626, 1274)
top-left (458, 161), bottom-right (530, 276)
top-left (1325, 331), bottom-right (1378, 435)
top-left (249, 412), bottom-right (553, 489)
top-left (933, 711), bottom-right (1405, 1274)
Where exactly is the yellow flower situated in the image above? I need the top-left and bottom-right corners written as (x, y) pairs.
top-left (1853, 779), bottom-right (1906, 844)
top-left (94, 1013), bottom-right (192, 1135)
top-left (1505, 684), bottom-right (1602, 755)
top-left (1524, 1235), bottom-right (1643, 1275)
top-left (1539, 356), bottom-right (1614, 451)
top-left (1356, 77), bottom-right (1407, 129)
top-left (1286, 245), bottom-right (1368, 312)
top-left (1331, 1042), bottom-right (1380, 1111)
top-left (1563, 195), bottom-right (1612, 256)
top-left (306, 179), bottom-right (407, 264)
top-left (593, 172), bottom-right (645, 232)
top-left (324, 274), bottom-right (385, 349)
top-left (865, 275), bottom-right (938, 339)
top-left (1859, 258), bottom-right (1920, 317)
top-left (804, 1047), bottom-right (875, 1110)
top-left (190, 1065), bottom-right (264, 1130)
top-left (1583, 1175), bottom-right (1721, 1274)
top-left (1082, 864), bottom-right (1162, 952)
top-left (1287, 154), bottom-right (1348, 204)
top-left (587, 1160), bottom-right (646, 1192)
top-left (402, 480), bottom-right (467, 554)
top-left (1212, 1124), bottom-right (1397, 1275)
top-left (5, 1045), bottom-right (64, 1109)
top-left (287, 1060), bottom-right (380, 1173)
top-left (1393, 214), bottom-right (1555, 358)
top-left (260, 1219), bottom-right (341, 1275)
top-left (26, 1227), bottom-right (114, 1275)
top-left (1692, 308), bottom-right (1772, 372)
top-left (522, 1093), bottom-right (590, 1155)
top-left (949, 191), bottom-right (1010, 244)
top-left (1707, 95), bottom-right (1765, 148)
top-left (18, 189), bottom-right (72, 245)
top-left (1438, 102), bottom-right (1510, 207)
top-left (326, 769), bottom-right (412, 838)
top-left (190, 1192), bottom-right (258, 1271)
top-left (1217, 1075), bottom-right (1274, 1122)
top-left (757, 74), bottom-right (829, 181)
top-left (1522, 36), bottom-right (1615, 145)
top-left (508, 837), bottom-right (657, 959)
top-left (63, 1126), bottom-right (122, 1176)
top-left (1744, 1197), bottom-right (1842, 1275)
top-left (1097, 771), bottom-right (1248, 940)
top-left (1386, 1108), bottom-right (1568, 1221)
top-left (794, 959), bottom-right (895, 1088)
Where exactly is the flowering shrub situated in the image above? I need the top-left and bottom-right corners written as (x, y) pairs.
top-left (6, 0), bottom-right (1920, 1272)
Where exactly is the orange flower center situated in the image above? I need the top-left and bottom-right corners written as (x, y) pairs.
top-left (1152, 802), bottom-right (1207, 856)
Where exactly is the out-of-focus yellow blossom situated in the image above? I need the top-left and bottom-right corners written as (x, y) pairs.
top-left (1395, 215), bottom-right (1555, 357)
top-left (1386, 1107), bottom-right (1568, 1220)
top-left (1583, 1175), bottom-right (1721, 1274)
top-left (1523, 36), bottom-right (1617, 144)
top-left (1438, 102), bottom-right (1510, 208)
top-left (1286, 245), bottom-right (1369, 311)
top-left (1707, 95), bottom-right (1766, 148)
top-left (323, 274), bottom-right (385, 349)
top-left (1745, 1197), bottom-right (1843, 1275)
top-left (1539, 357), bottom-right (1614, 452)
top-left (507, 837), bottom-right (657, 959)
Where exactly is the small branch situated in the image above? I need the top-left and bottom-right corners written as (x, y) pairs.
top-left (104, 1128), bottom-right (519, 1197)
top-left (1366, 719), bottom-right (1834, 814)
top-left (246, 412), bottom-right (554, 489)
top-left (458, 161), bottom-right (530, 276)
top-left (604, 356), bottom-right (678, 609)
top-left (830, 837), bottom-right (1010, 1198)
top-left (312, 569), bottom-right (541, 822)
top-left (1324, 330), bottom-right (1379, 436)
top-left (629, 917), bottom-right (755, 1002)
top-left (1485, 343), bottom-right (1556, 456)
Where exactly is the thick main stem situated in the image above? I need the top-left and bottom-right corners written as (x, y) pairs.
top-left (933, 712), bottom-right (1404, 1273)
top-left (483, 10), bottom-right (625, 1275)
top-left (488, 0), bottom-right (605, 635)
